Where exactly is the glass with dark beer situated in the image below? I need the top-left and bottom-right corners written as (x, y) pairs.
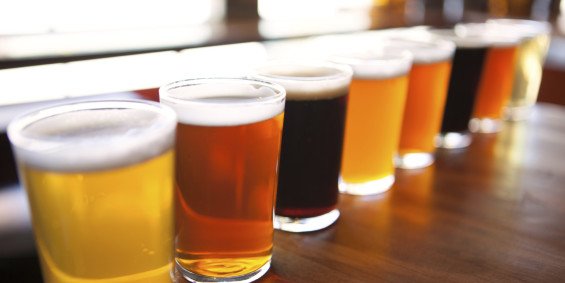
top-left (255, 61), bottom-right (352, 232)
top-left (8, 100), bottom-right (177, 283)
top-left (333, 49), bottom-right (412, 195)
top-left (160, 78), bottom-right (285, 283)
top-left (431, 29), bottom-right (490, 148)
top-left (386, 37), bottom-right (455, 169)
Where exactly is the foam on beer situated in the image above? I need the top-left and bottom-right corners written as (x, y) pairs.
top-left (384, 38), bottom-right (455, 64)
top-left (331, 50), bottom-right (413, 80)
top-left (8, 101), bottom-right (176, 172)
top-left (160, 78), bottom-right (285, 127)
top-left (255, 63), bottom-right (353, 100)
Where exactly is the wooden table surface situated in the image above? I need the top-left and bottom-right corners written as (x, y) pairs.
top-left (254, 102), bottom-right (565, 282)
top-left (2, 103), bottom-right (565, 282)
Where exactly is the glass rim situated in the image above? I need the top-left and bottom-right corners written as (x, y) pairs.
top-left (8, 99), bottom-right (176, 147)
top-left (7, 99), bottom-right (177, 172)
top-left (486, 18), bottom-right (552, 38)
top-left (382, 37), bottom-right (456, 63)
top-left (454, 23), bottom-right (524, 47)
top-left (253, 60), bottom-right (353, 82)
top-left (159, 76), bottom-right (286, 106)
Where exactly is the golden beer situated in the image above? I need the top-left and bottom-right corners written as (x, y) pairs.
top-left (387, 38), bottom-right (454, 169)
top-left (334, 50), bottom-right (412, 195)
top-left (160, 78), bottom-right (285, 283)
top-left (8, 101), bottom-right (177, 283)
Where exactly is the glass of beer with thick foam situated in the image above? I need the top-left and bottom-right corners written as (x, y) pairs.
top-left (255, 61), bottom-right (352, 233)
top-left (487, 19), bottom-right (551, 121)
top-left (159, 78), bottom-right (285, 283)
top-left (7, 100), bottom-right (177, 283)
top-left (457, 23), bottom-right (522, 134)
top-left (386, 37), bottom-right (455, 169)
top-left (333, 49), bottom-right (412, 195)
top-left (430, 29), bottom-right (491, 149)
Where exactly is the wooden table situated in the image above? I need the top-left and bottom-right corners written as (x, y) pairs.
top-left (2, 103), bottom-right (565, 282)
top-left (256, 103), bottom-right (565, 282)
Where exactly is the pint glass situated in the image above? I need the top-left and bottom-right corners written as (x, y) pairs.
top-left (459, 23), bottom-right (522, 133)
top-left (387, 37), bottom-right (455, 169)
top-left (431, 29), bottom-right (490, 148)
top-left (160, 78), bottom-right (285, 282)
top-left (255, 61), bottom-right (352, 232)
top-left (333, 50), bottom-right (412, 195)
top-left (8, 100), bottom-right (177, 282)
top-left (487, 19), bottom-right (551, 121)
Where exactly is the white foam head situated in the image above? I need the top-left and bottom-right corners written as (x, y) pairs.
top-left (454, 23), bottom-right (524, 47)
top-left (254, 60), bottom-right (352, 100)
top-left (486, 19), bottom-right (552, 39)
top-left (8, 100), bottom-right (177, 172)
top-left (160, 77), bottom-right (286, 126)
top-left (330, 48), bottom-right (413, 80)
top-left (428, 28), bottom-right (493, 48)
top-left (382, 37), bottom-right (455, 64)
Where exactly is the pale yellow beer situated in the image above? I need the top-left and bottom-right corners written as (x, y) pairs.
top-left (8, 101), bottom-right (177, 283)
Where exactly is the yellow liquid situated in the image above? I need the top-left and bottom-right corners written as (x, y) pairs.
top-left (508, 34), bottom-right (550, 108)
top-left (341, 76), bottom-right (408, 184)
top-left (21, 150), bottom-right (175, 283)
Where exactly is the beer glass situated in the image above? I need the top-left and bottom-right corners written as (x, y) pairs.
top-left (458, 23), bottom-right (522, 133)
top-left (487, 19), bottom-right (551, 121)
top-left (8, 100), bottom-right (177, 283)
top-left (387, 37), bottom-right (455, 169)
top-left (333, 50), bottom-right (412, 195)
top-left (160, 78), bottom-right (285, 282)
top-left (431, 29), bottom-right (490, 148)
top-left (255, 61), bottom-right (352, 232)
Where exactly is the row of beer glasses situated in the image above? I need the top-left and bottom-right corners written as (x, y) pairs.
top-left (7, 19), bottom-right (550, 283)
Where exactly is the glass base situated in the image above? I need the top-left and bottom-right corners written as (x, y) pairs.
top-left (274, 209), bottom-right (339, 233)
top-left (338, 175), bottom-right (394, 196)
top-left (395, 152), bottom-right (434, 169)
top-left (435, 132), bottom-right (472, 149)
top-left (504, 105), bottom-right (533, 122)
top-left (176, 259), bottom-right (270, 283)
top-left (469, 118), bottom-right (501, 133)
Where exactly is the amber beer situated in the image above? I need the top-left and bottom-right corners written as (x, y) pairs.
top-left (388, 38), bottom-right (455, 169)
top-left (8, 101), bottom-right (176, 283)
top-left (487, 19), bottom-right (551, 121)
top-left (255, 61), bottom-right (352, 232)
top-left (160, 78), bottom-right (285, 282)
top-left (334, 50), bottom-right (412, 195)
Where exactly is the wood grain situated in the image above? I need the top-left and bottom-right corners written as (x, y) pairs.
top-left (251, 103), bottom-right (565, 282)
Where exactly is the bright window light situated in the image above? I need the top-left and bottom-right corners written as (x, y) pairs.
top-left (258, 0), bottom-right (372, 20)
top-left (0, 0), bottom-right (225, 35)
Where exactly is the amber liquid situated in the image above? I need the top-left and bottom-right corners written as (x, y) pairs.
top-left (21, 150), bottom-right (175, 283)
top-left (473, 46), bottom-right (518, 119)
top-left (175, 114), bottom-right (283, 278)
top-left (399, 61), bottom-right (452, 154)
top-left (340, 76), bottom-right (408, 184)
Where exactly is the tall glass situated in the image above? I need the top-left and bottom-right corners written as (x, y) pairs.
top-left (8, 100), bottom-right (177, 283)
top-left (387, 37), bottom-right (455, 169)
top-left (431, 29), bottom-right (490, 149)
top-left (160, 78), bottom-right (285, 283)
top-left (333, 50), bottom-right (412, 195)
top-left (458, 23), bottom-right (522, 133)
top-left (255, 61), bottom-right (352, 232)
top-left (487, 19), bottom-right (551, 121)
